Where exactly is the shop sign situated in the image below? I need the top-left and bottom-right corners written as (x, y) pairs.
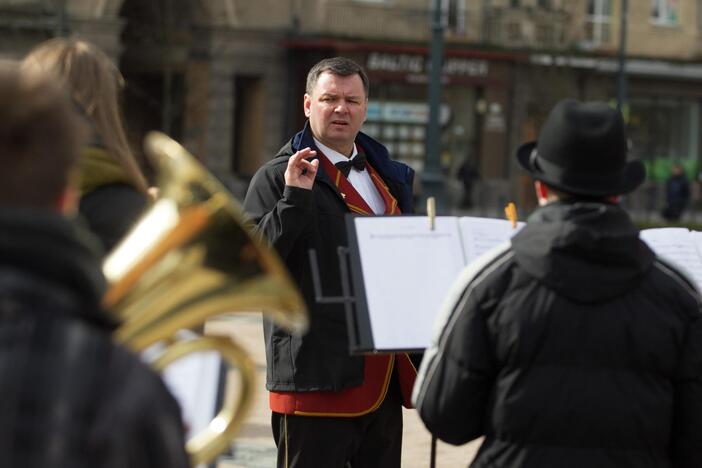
top-left (484, 102), bottom-right (505, 132)
top-left (530, 53), bottom-right (702, 80)
top-left (366, 102), bottom-right (383, 121)
top-left (367, 53), bottom-right (424, 74)
top-left (367, 101), bottom-right (451, 125)
top-left (367, 52), bottom-right (489, 78)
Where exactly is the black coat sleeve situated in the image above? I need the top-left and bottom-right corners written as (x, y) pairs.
top-left (672, 311), bottom-right (702, 468)
top-left (242, 162), bottom-right (315, 261)
top-left (412, 284), bottom-right (496, 445)
top-left (92, 346), bottom-right (191, 468)
top-left (124, 383), bottom-right (191, 468)
top-left (79, 184), bottom-right (148, 255)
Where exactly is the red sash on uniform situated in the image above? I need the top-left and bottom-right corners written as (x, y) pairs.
top-left (269, 145), bottom-right (417, 417)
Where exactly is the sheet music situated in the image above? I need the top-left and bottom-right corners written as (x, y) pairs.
top-left (692, 231), bottom-right (702, 272)
top-left (353, 216), bottom-right (466, 350)
top-left (349, 219), bottom-right (702, 352)
top-left (144, 331), bottom-right (221, 441)
top-left (640, 228), bottom-right (702, 291)
top-left (458, 216), bottom-right (525, 261)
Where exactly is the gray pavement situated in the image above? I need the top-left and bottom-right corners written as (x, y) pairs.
top-left (205, 313), bottom-right (480, 468)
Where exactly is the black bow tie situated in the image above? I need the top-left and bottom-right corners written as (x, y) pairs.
top-left (334, 153), bottom-right (366, 178)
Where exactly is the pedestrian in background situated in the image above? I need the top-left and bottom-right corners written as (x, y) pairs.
top-left (0, 60), bottom-right (189, 468)
top-left (662, 162), bottom-right (690, 222)
top-left (22, 38), bottom-right (150, 253)
top-left (244, 57), bottom-right (417, 468)
top-left (456, 157), bottom-right (479, 209)
top-left (414, 99), bottom-right (702, 468)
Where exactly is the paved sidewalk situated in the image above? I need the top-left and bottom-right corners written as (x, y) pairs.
top-left (206, 313), bottom-right (480, 468)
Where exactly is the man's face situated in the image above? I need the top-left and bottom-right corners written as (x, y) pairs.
top-left (304, 71), bottom-right (368, 157)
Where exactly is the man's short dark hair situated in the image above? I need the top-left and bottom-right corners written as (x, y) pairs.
top-left (543, 182), bottom-right (613, 204)
top-left (0, 61), bottom-right (85, 208)
top-left (305, 57), bottom-right (369, 97)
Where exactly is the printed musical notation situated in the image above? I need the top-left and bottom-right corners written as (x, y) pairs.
top-left (458, 216), bottom-right (525, 261)
top-left (349, 215), bottom-right (523, 351)
top-left (347, 220), bottom-right (702, 352)
top-left (640, 228), bottom-right (702, 291)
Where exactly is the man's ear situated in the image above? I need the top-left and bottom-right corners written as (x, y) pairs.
top-left (534, 180), bottom-right (550, 206)
top-left (55, 187), bottom-right (79, 215)
top-left (303, 93), bottom-right (312, 118)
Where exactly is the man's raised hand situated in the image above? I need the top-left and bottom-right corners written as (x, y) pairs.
top-left (285, 147), bottom-right (319, 190)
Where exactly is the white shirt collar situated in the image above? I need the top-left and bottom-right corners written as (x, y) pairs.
top-left (313, 138), bottom-right (358, 165)
top-left (312, 138), bottom-right (385, 214)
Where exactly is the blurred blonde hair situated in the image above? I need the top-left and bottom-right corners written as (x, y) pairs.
top-left (22, 38), bottom-right (148, 193)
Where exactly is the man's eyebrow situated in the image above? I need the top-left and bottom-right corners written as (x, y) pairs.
top-left (318, 92), bottom-right (364, 98)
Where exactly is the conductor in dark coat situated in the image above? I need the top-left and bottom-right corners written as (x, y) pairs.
top-left (244, 57), bottom-right (416, 468)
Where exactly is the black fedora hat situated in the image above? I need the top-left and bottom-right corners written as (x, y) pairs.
top-left (516, 99), bottom-right (645, 196)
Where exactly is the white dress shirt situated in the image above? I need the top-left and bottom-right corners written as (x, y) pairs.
top-left (314, 139), bottom-right (386, 215)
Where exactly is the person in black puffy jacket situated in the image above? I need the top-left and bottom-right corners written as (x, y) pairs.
top-left (413, 99), bottom-right (702, 468)
top-left (0, 60), bottom-right (189, 468)
top-left (23, 38), bottom-right (151, 254)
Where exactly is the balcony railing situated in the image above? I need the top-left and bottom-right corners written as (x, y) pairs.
top-left (312, 1), bottom-right (481, 42)
top-left (304, 2), bottom-right (579, 51)
top-left (482, 6), bottom-right (572, 50)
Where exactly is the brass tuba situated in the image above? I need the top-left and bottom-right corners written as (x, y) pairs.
top-left (102, 131), bottom-right (307, 466)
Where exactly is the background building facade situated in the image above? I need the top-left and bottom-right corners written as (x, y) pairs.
top-left (2, 0), bottom-right (702, 216)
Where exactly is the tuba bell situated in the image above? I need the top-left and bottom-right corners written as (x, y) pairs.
top-left (102, 131), bottom-right (307, 466)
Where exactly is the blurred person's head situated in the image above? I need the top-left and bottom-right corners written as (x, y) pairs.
top-left (22, 38), bottom-right (148, 193)
top-left (671, 163), bottom-right (684, 177)
top-left (517, 99), bottom-right (645, 205)
top-left (0, 61), bottom-right (85, 211)
top-left (304, 57), bottom-right (369, 156)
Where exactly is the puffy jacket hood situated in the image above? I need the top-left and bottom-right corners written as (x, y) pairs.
top-left (512, 201), bottom-right (654, 303)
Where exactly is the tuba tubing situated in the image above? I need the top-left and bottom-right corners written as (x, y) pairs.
top-left (102, 132), bottom-right (307, 466)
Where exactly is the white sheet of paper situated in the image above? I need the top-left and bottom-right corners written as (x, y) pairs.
top-left (640, 228), bottom-right (702, 290)
top-left (144, 332), bottom-right (221, 441)
top-left (692, 231), bottom-right (702, 269)
top-left (354, 216), bottom-right (466, 350)
top-left (458, 216), bottom-right (524, 260)
top-left (162, 351), bottom-right (221, 438)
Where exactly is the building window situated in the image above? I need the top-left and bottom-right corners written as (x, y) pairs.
top-left (536, 24), bottom-right (555, 45)
top-left (584, 0), bottom-right (611, 46)
top-left (651, 0), bottom-right (679, 26)
top-left (507, 21), bottom-right (522, 41)
top-left (442, 0), bottom-right (466, 35)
